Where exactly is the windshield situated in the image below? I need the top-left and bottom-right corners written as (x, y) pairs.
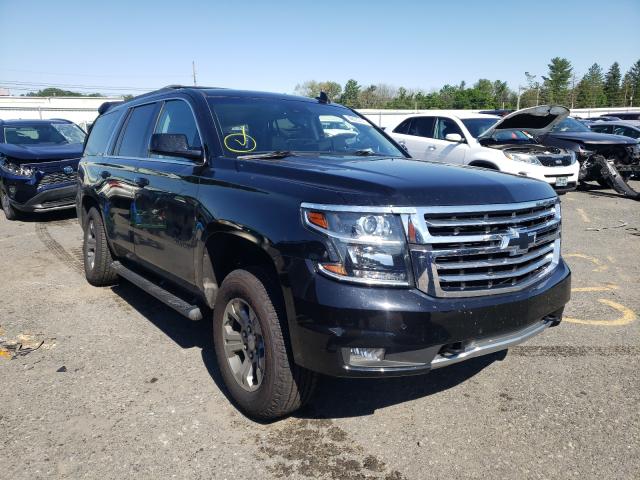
top-left (461, 118), bottom-right (498, 138)
top-left (2, 123), bottom-right (86, 145)
top-left (208, 97), bottom-right (404, 158)
top-left (551, 117), bottom-right (591, 133)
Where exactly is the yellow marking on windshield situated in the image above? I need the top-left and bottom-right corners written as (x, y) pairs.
top-left (224, 126), bottom-right (257, 153)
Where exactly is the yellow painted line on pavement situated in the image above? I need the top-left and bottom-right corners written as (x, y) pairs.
top-left (572, 284), bottom-right (619, 292)
top-left (576, 208), bottom-right (591, 223)
top-left (565, 299), bottom-right (636, 326)
top-left (565, 253), bottom-right (608, 272)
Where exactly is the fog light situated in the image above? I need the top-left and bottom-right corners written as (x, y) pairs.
top-left (348, 347), bottom-right (385, 366)
top-left (8, 185), bottom-right (17, 197)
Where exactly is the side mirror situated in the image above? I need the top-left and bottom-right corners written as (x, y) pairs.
top-left (150, 133), bottom-right (203, 160)
top-left (445, 133), bottom-right (464, 143)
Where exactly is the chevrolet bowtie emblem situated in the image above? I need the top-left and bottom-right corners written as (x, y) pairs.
top-left (501, 228), bottom-right (536, 253)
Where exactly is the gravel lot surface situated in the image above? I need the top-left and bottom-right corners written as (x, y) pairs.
top-left (1, 186), bottom-right (638, 479)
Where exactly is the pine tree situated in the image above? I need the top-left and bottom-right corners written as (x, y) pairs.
top-left (604, 62), bottom-right (621, 107)
top-left (541, 57), bottom-right (572, 105)
top-left (627, 60), bottom-right (640, 106)
top-left (575, 64), bottom-right (606, 108)
top-left (340, 79), bottom-right (361, 108)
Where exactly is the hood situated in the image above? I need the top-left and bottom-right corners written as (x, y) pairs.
top-left (544, 131), bottom-right (638, 145)
top-left (479, 105), bottom-right (570, 139)
top-left (0, 142), bottom-right (84, 163)
top-left (237, 154), bottom-right (556, 206)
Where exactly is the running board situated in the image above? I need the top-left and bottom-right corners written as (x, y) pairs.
top-left (110, 261), bottom-right (203, 321)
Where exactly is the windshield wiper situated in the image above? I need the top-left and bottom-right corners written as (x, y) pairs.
top-left (351, 149), bottom-right (379, 156)
top-left (237, 150), bottom-right (295, 160)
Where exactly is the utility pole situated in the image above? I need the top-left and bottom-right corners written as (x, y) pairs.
top-left (516, 85), bottom-right (524, 110)
top-left (570, 72), bottom-right (577, 109)
top-left (192, 61), bottom-right (197, 86)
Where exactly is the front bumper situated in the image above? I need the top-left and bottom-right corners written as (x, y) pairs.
top-left (8, 183), bottom-right (77, 212)
top-left (499, 161), bottom-right (579, 191)
top-left (286, 258), bottom-right (571, 377)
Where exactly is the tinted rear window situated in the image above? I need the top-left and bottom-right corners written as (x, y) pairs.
top-left (84, 110), bottom-right (122, 156)
top-left (116, 103), bottom-right (158, 157)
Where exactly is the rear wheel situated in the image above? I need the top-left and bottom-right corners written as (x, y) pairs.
top-left (83, 207), bottom-right (118, 286)
top-left (213, 268), bottom-right (316, 420)
top-left (1, 185), bottom-right (19, 221)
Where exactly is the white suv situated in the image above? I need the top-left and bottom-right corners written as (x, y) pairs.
top-left (389, 106), bottom-right (579, 192)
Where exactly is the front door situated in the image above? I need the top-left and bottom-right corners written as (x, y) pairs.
top-left (430, 117), bottom-right (469, 165)
top-left (132, 99), bottom-right (202, 284)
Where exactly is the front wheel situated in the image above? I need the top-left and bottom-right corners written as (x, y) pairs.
top-left (213, 268), bottom-right (316, 420)
top-left (1, 185), bottom-right (20, 220)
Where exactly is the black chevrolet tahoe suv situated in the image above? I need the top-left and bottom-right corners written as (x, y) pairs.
top-left (77, 86), bottom-right (571, 420)
top-left (1, 119), bottom-right (86, 220)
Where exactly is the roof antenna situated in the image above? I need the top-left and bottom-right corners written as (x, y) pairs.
top-left (316, 91), bottom-right (330, 104)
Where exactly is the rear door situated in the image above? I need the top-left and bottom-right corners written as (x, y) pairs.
top-left (102, 102), bottom-right (159, 257)
top-left (430, 117), bottom-right (469, 164)
top-left (132, 98), bottom-right (201, 284)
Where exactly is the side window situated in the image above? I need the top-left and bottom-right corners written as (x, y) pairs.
top-left (153, 100), bottom-right (202, 156)
top-left (116, 103), bottom-right (158, 157)
top-left (434, 117), bottom-right (463, 140)
top-left (393, 119), bottom-right (412, 134)
top-left (593, 125), bottom-right (613, 134)
top-left (614, 126), bottom-right (640, 139)
top-left (408, 117), bottom-right (435, 138)
top-left (84, 110), bottom-right (122, 156)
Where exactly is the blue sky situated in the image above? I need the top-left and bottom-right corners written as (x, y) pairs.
top-left (1, 0), bottom-right (639, 96)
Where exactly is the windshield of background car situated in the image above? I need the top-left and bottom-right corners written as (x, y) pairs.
top-left (551, 117), bottom-right (591, 133)
top-left (461, 118), bottom-right (498, 138)
top-left (2, 123), bottom-right (86, 145)
top-left (208, 97), bottom-right (404, 157)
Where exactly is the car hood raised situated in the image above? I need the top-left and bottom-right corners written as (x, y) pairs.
top-left (543, 131), bottom-right (638, 145)
top-left (238, 154), bottom-right (556, 206)
top-left (0, 143), bottom-right (84, 163)
top-left (480, 105), bottom-right (570, 139)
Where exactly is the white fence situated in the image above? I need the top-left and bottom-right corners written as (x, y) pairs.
top-left (0, 96), bottom-right (124, 131)
top-left (1, 95), bottom-right (639, 133)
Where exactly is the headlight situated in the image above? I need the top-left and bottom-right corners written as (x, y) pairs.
top-left (1, 159), bottom-right (35, 177)
top-left (302, 206), bottom-right (410, 286)
top-left (503, 151), bottom-right (542, 165)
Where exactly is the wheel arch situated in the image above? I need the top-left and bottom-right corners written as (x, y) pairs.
top-left (468, 160), bottom-right (500, 170)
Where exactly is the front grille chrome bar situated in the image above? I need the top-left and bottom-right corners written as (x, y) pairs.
top-left (407, 198), bottom-right (561, 298)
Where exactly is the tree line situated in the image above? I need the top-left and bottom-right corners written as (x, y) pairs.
top-left (295, 58), bottom-right (640, 110)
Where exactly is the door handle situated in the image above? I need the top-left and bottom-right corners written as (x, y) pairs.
top-left (134, 177), bottom-right (149, 188)
top-left (100, 170), bottom-right (111, 179)
top-left (427, 145), bottom-right (437, 151)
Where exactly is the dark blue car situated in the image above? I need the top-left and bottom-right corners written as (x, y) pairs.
top-left (0, 119), bottom-right (85, 219)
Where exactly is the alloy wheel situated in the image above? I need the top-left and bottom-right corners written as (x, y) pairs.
top-left (221, 298), bottom-right (265, 392)
top-left (85, 219), bottom-right (97, 270)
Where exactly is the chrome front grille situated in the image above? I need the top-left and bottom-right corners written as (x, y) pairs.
top-left (409, 198), bottom-right (561, 297)
top-left (39, 171), bottom-right (77, 187)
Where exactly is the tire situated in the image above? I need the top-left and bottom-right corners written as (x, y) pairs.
top-left (83, 207), bottom-right (118, 286)
top-left (1, 185), bottom-right (20, 221)
top-left (213, 268), bottom-right (316, 420)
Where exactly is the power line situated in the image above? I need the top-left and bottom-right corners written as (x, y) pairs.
top-left (0, 80), bottom-right (154, 91)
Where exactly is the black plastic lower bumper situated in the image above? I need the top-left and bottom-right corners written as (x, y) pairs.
top-left (285, 258), bottom-right (571, 378)
top-left (10, 184), bottom-right (77, 212)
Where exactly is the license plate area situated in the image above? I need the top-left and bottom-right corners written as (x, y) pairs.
top-left (555, 176), bottom-right (568, 187)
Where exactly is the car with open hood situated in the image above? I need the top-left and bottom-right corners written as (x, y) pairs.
top-left (77, 86), bottom-right (571, 420)
top-left (0, 119), bottom-right (86, 220)
top-left (537, 116), bottom-right (640, 198)
top-left (388, 106), bottom-right (579, 192)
